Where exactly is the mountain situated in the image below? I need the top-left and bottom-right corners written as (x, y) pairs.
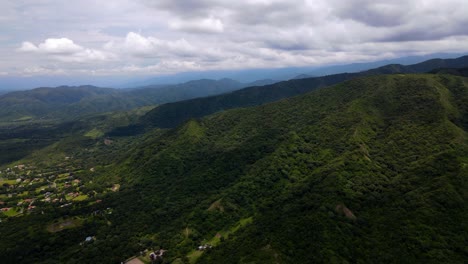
top-left (121, 53), bottom-right (466, 87)
top-left (429, 67), bottom-right (468, 77)
top-left (0, 73), bottom-right (467, 263)
top-left (0, 85), bottom-right (118, 122)
top-left (0, 79), bottom-right (249, 122)
top-left (136, 55), bottom-right (468, 130)
top-left (104, 74), bottom-right (468, 263)
top-left (127, 78), bottom-right (246, 103)
top-left (294, 54), bottom-right (463, 79)
top-left (363, 56), bottom-right (468, 75)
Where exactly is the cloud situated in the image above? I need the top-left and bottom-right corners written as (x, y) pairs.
top-left (18, 37), bottom-right (115, 62)
top-left (105, 32), bottom-right (211, 58)
top-left (37, 38), bottom-right (83, 54)
top-left (2, 0), bottom-right (468, 78)
top-left (18, 38), bottom-right (85, 55)
top-left (18, 42), bottom-right (39, 52)
top-left (21, 66), bottom-right (66, 76)
top-left (330, 0), bottom-right (409, 27)
top-left (169, 17), bottom-right (224, 34)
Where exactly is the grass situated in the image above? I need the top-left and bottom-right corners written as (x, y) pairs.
top-left (73, 195), bottom-right (88, 201)
top-left (186, 217), bottom-right (253, 263)
top-left (46, 217), bottom-right (84, 233)
top-left (84, 128), bottom-right (104, 139)
top-left (0, 179), bottom-right (17, 185)
top-left (3, 208), bottom-right (20, 217)
top-left (187, 250), bottom-right (203, 264)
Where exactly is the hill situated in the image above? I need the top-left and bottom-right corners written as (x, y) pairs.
top-left (0, 79), bottom-right (249, 122)
top-left (296, 55), bottom-right (468, 79)
top-left (137, 55), bottom-right (468, 130)
top-left (2, 73), bottom-right (465, 263)
top-left (109, 74), bottom-right (468, 263)
top-left (429, 67), bottom-right (468, 77)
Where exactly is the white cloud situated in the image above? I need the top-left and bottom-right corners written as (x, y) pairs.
top-left (19, 38), bottom-right (83, 54)
top-left (21, 66), bottom-right (66, 76)
top-left (105, 32), bottom-right (200, 58)
top-left (18, 42), bottom-right (38, 52)
top-left (169, 17), bottom-right (224, 34)
top-left (39, 38), bottom-right (83, 54)
top-left (17, 37), bottom-right (115, 62)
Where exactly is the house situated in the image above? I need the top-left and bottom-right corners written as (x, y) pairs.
top-left (149, 249), bottom-right (165, 261)
top-left (198, 244), bottom-right (212, 251)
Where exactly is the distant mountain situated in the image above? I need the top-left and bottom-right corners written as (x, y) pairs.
top-left (364, 56), bottom-right (468, 75)
top-left (123, 53), bottom-right (467, 86)
top-left (295, 53), bottom-right (468, 79)
top-left (135, 55), bottom-right (468, 130)
top-left (0, 85), bottom-right (118, 122)
top-left (429, 67), bottom-right (468, 77)
top-left (0, 79), bottom-right (251, 122)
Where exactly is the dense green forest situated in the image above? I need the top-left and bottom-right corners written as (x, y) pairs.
top-left (136, 55), bottom-right (468, 130)
top-left (0, 72), bottom-right (466, 263)
top-left (0, 78), bottom-right (253, 122)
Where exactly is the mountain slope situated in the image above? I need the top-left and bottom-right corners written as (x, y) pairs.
top-left (0, 79), bottom-right (248, 122)
top-left (1, 73), bottom-right (467, 263)
top-left (296, 55), bottom-right (468, 79)
top-left (123, 74), bottom-right (468, 263)
top-left (139, 55), bottom-right (468, 129)
top-left (0, 75), bottom-right (467, 263)
top-left (7, 73), bottom-right (462, 263)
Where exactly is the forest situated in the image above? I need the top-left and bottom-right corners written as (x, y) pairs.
top-left (0, 71), bottom-right (467, 263)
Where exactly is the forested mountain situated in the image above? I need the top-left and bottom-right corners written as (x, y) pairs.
top-left (1, 72), bottom-right (466, 263)
top-left (137, 55), bottom-right (468, 129)
top-left (0, 79), bottom-right (249, 122)
top-left (430, 67), bottom-right (468, 77)
top-left (295, 55), bottom-right (468, 79)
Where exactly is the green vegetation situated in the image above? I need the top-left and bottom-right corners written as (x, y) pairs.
top-left (46, 217), bottom-right (84, 233)
top-left (0, 79), bottom-right (250, 123)
top-left (85, 128), bottom-right (104, 139)
top-left (0, 70), bottom-right (467, 263)
top-left (136, 55), bottom-right (468, 130)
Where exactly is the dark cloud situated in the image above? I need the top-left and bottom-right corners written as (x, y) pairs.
top-left (331, 0), bottom-right (408, 27)
top-left (144, 0), bottom-right (216, 18)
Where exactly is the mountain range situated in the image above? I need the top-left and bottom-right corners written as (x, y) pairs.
top-left (0, 56), bottom-right (467, 264)
top-left (0, 79), bottom-right (276, 122)
top-left (132, 55), bottom-right (468, 131)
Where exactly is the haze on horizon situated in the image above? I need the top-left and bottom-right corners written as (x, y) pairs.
top-left (1, 0), bottom-right (468, 89)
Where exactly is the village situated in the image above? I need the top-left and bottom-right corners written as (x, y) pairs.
top-left (0, 156), bottom-right (119, 220)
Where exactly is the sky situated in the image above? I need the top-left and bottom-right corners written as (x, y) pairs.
top-left (1, 0), bottom-right (468, 88)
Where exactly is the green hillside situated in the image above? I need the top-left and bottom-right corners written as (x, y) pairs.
top-left (430, 67), bottom-right (468, 77)
top-left (138, 56), bottom-right (468, 130)
top-left (0, 79), bottom-right (246, 122)
top-left (131, 74), bottom-right (467, 263)
top-left (2, 73), bottom-right (465, 263)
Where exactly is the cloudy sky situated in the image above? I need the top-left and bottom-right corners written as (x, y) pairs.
top-left (1, 0), bottom-right (468, 81)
